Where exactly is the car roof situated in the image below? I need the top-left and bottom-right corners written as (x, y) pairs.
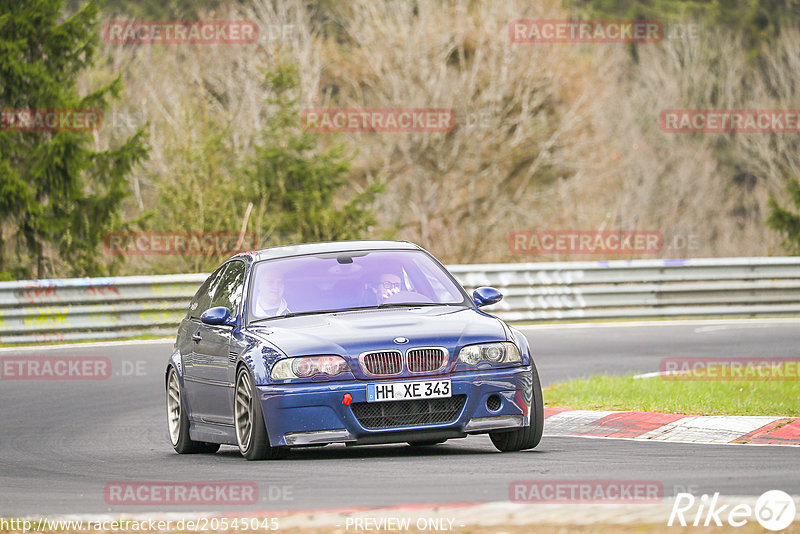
top-left (230, 240), bottom-right (423, 263)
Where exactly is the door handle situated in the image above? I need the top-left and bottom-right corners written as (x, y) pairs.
top-left (192, 332), bottom-right (202, 343)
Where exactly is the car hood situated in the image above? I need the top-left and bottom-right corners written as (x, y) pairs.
top-left (246, 305), bottom-right (507, 360)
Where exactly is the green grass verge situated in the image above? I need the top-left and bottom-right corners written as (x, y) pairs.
top-left (545, 374), bottom-right (800, 416)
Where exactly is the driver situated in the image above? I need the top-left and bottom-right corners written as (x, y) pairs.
top-left (371, 272), bottom-right (402, 303)
top-left (254, 273), bottom-right (290, 317)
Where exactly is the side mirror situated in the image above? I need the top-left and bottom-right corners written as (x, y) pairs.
top-left (200, 306), bottom-right (236, 327)
top-left (473, 287), bottom-right (503, 307)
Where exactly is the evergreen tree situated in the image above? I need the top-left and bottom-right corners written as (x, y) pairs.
top-left (0, 0), bottom-right (148, 279)
top-left (767, 180), bottom-right (800, 255)
top-left (244, 64), bottom-right (382, 245)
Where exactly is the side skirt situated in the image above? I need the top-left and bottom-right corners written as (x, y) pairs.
top-left (190, 420), bottom-right (237, 445)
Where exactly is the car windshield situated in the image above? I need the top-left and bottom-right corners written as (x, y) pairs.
top-left (248, 249), bottom-right (467, 322)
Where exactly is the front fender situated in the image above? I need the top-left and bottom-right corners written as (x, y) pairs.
top-left (239, 333), bottom-right (286, 386)
top-left (510, 327), bottom-right (533, 367)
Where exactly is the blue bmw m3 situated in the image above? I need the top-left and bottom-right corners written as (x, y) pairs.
top-left (165, 240), bottom-right (543, 460)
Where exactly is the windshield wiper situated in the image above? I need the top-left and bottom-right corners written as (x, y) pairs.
top-left (249, 306), bottom-right (376, 324)
top-left (249, 303), bottom-right (451, 324)
top-left (376, 302), bottom-right (442, 308)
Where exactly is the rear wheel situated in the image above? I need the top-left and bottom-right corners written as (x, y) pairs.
top-left (166, 367), bottom-right (220, 454)
top-left (490, 360), bottom-right (544, 452)
top-left (235, 366), bottom-right (287, 460)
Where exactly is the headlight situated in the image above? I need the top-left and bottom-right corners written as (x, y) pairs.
top-left (271, 355), bottom-right (351, 380)
top-left (457, 342), bottom-right (521, 366)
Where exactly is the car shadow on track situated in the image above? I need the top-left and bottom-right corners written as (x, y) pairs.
top-left (220, 444), bottom-right (481, 461)
top-left (205, 441), bottom-right (546, 461)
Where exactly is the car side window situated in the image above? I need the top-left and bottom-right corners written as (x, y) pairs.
top-left (211, 260), bottom-right (246, 315)
top-left (188, 266), bottom-right (226, 320)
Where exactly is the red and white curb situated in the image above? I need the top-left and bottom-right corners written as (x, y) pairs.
top-left (544, 407), bottom-right (800, 446)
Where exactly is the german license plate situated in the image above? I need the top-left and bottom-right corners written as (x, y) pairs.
top-left (367, 379), bottom-right (451, 402)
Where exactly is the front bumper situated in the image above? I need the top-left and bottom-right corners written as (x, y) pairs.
top-left (257, 366), bottom-right (531, 447)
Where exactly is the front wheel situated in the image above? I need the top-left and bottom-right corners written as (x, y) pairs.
top-left (234, 366), bottom-right (287, 460)
top-left (489, 360), bottom-right (544, 452)
top-left (166, 367), bottom-right (220, 454)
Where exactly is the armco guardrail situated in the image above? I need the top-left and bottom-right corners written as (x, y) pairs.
top-left (0, 274), bottom-right (206, 344)
top-left (1, 257), bottom-right (798, 344)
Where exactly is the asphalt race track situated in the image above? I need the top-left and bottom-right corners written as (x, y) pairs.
top-left (1, 319), bottom-right (799, 516)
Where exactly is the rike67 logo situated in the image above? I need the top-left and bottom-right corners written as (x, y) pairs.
top-left (669, 490), bottom-right (797, 531)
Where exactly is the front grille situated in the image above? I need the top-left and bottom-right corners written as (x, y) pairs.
top-left (361, 350), bottom-right (403, 376)
top-left (407, 347), bottom-right (448, 373)
top-left (351, 395), bottom-right (467, 429)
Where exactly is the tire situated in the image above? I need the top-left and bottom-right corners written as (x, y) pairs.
top-left (407, 440), bottom-right (447, 447)
top-left (166, 367), bottom-right (220, 454)
top-left (234, 366), bottom-right (287, 460)
top-left (489, 360), bottom-right (544, 452)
